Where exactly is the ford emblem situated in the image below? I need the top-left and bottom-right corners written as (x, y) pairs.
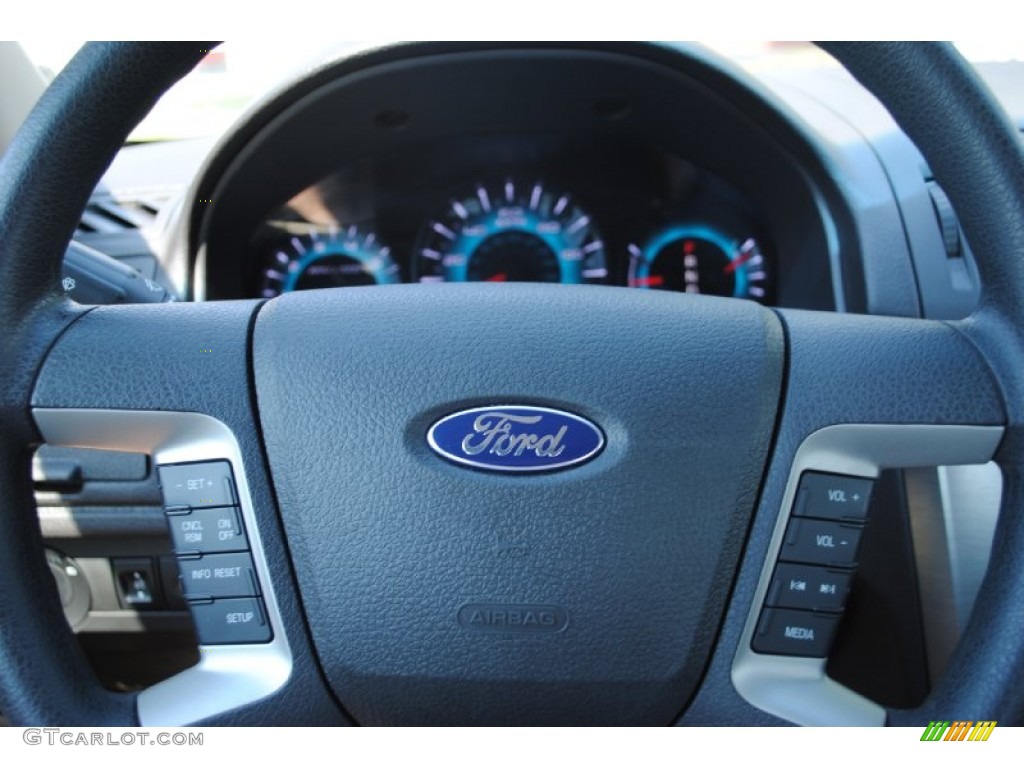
top-left (427, 405), bottom-right (605, 473)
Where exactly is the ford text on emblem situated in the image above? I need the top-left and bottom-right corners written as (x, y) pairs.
top-left (427, 405), bottom-right (604, 473)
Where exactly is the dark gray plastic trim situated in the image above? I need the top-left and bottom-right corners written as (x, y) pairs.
top-left (32, 408), bottom-right (292, 726)
top-left (732, 423), bottom-right (1004, 726)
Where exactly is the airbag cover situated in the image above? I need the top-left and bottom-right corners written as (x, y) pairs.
top-left (253, 284), bottom-right (783, 725)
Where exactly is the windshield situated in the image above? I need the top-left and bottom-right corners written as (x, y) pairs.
top-left (18, 41), bottom-right (1024, 143)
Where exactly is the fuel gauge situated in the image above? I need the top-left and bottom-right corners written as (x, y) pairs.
top-left (627, 226), bottom-right (769, 302)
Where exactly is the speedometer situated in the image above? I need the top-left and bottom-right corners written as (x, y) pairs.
top-left (414, 180), bottom-right (607, 284)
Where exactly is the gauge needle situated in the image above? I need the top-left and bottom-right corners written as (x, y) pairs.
top-left (634, 276), bottom-right (664, 287)
top-left (486, 273), bottom-right (508, 282)
top-left (723, 250), bottom-right (755, 274)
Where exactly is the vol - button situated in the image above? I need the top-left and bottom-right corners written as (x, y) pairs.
top-left (779, 518), bottom-right (863, 567)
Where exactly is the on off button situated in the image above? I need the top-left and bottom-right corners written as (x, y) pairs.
top-left (167, 507), bottom-right (248, 554)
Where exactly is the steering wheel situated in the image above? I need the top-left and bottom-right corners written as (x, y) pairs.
top-left (1, 42), bottom-right (1023, 727)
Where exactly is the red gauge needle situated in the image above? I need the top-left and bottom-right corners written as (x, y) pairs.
top-left (633, 275), bottom-right (665, 287)
top-left (486, 273), bottom-right (508, 282)
top-left (723, 250), bottom-right (754, 275)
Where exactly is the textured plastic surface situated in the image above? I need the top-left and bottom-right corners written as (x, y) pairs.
top-left (254, 283), bottom-right (784, 725)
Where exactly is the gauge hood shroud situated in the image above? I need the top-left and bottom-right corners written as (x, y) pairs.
top-left (252, 283), bottom-right (783, 725)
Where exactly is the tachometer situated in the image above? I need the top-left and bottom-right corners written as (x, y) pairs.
top-left (627, 226), bottom-right (769, 301)
top-left (260, 226), bottom-right (399, 297)
top-left (415, 180), bottom-right (607, 284)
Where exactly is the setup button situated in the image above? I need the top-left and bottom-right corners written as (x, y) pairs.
top-left (191, 597), bottom-right (272, 645)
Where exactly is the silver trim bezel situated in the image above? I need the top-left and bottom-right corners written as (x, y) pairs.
top-left (731, 423), bottom-right (1004, 726)
top-left (33, 408), bottom-right (293, 726)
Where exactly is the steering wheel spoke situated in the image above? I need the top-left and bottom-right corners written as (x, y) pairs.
top-left (21, 301), bottom-right (347, 725)
top-left (776, 308), bottom-right (1005, 430)
top-left (678, 303), bottom-right (1014, 726)
top-left (711, 308), bottom-right (1006, 725)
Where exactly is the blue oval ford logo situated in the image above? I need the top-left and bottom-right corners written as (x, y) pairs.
top-left (427, 405), bottom-right (604, 473)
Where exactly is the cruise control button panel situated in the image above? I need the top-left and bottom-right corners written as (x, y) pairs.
top-left (178, 552), bottom-right (260, 600)
top-left (158, 461), bottom-right (237, 509)
top-left (158, 459), bottom-right (271, 645)
top-left (190, 597), bottom-right (272, 645)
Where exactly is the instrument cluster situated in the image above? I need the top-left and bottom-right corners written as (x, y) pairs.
top-left (247, 135), bottom-right (774, 303)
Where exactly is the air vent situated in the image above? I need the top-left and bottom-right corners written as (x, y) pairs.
top-left (924, 181), bottom-right (962, 260)
top-left (76, 196), bottom-right (163, 235)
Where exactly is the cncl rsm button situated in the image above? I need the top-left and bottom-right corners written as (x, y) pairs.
top-left (167, 507), bottom-right (248, 554)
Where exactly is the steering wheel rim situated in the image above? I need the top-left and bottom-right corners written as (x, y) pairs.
top-left (1, 41), bottom-right (1022, 726)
